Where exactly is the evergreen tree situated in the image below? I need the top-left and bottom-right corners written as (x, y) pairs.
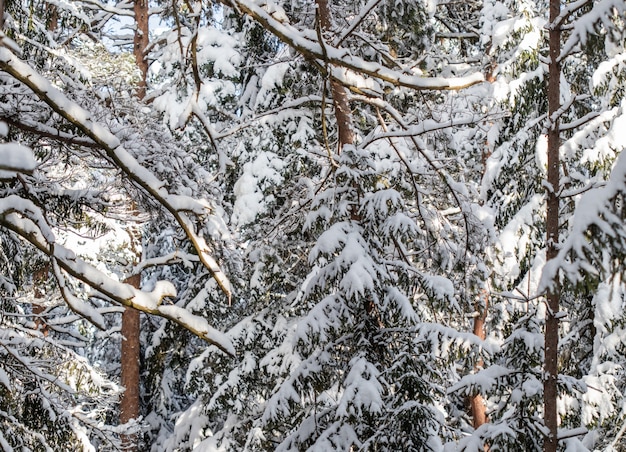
top-left (3, 0), bottom-right (626, 450)
top-left (0, 1), bottom-right (234, 448)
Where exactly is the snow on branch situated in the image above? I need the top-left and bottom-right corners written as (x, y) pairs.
top-left (0, 143), bottom-right (37, 176)
top-left (540, 104), bottom-right (626, 292)
top-left (0, 46), bottom-right (232, 301)
top-left (0, 115), bottom-right (100, 149)
top-left (0, 206), bottom-right (235, 356)
top-left (75, 0), bottom-right (135, 17)
top-left (223, 0), bottom-right (484, 91)
top-left (334, 0), bottom-right (383, 46)
top-left (447, 364), bottom-right (513, 395)
top-left (0, 195), bottom-right (55, 243)
top-left (559, 0), bottom-right (626, 61)
top-left (360, 114), bottom-right (483, 148)
top-left (0, 337), bottom-right (76, 394)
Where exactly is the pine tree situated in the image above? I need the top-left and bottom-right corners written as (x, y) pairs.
top-left (6, 0), bottom-right (626, 450)
top-left (150, 0), bottom-right (492, 449)
top-left (471, 0), bottom-right (626, 449)
top-left (0, 1), bottom-right (235, 448)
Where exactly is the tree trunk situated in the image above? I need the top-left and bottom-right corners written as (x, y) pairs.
top-left (544, 0), bottom-right (561, 450)
top-left (472, 60), bottom-right (496, 433)
top-left (120, 274), bottom-right (141, 451)
top-left (0, 0), bottom-right (5, 30)
top-left (316, 0), bottom-right (354, 151)
top-left (470, 291), bottom-right (489, 431)
top-left (133, 0), bottom-right (149, 100)
top-left (46, 3), bottom-right (58, 32)
top-left (119, 3), bottom-right (149, 449)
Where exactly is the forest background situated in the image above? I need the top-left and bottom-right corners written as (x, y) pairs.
top-left (1, 0), bottom-right (626, 450)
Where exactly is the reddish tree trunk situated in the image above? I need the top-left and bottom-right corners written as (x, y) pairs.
top-left (470, 292), bottom-right (489, 433)
top-left (544, 0), bottom-right (561, 450)
top-left (47, 4), bottom-right (58, 32)
top-left (120, 4), bottom-right (149, 448)
top-left (120, 274), bottom-right (141, 451)
top-left (474, 64), bottom-right (495, 434)
top-left (133, 0), bottom-right (149, 100)
top-left (316, 0), bottom-right (354, 151)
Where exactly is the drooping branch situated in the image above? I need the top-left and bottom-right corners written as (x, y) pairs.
top-left (558, 0), bottom-right (625, 61)
top-left (360, 113), bottom-right (485, 147)
top-left (0, 198), bottom-right (235, 356)
top-left (77, 0), bottom-right (136, 17)
top-left (0, 47), bottom-right (232, 301)
top-left (334, 0), bottom-right (383, 46)
top-left (222, 0), bottom-right (484, 91)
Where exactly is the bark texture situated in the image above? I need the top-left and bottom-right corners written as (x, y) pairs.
top-left (33, 265), bottom-right (49, 337)
top-left (470, 292), bottom-right (489, 431)
top-left (133, 0), bottom-right (149, 99)
top-left (120, 4), bottom-right (149, 448)
top-left (316, 0), bottom-right (354, 151)
top-left (120, 274), bottom-right (141, 451)
top-left (46, 4), bottom-right (58, 32)
top-left (544, 0), bottom-right (561, 450)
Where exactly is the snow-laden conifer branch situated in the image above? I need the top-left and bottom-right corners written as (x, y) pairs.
top-left (447, 364), bottom-right (513, 395)
top-left (334, 0), bottom-right (383, 46)
top-left (131, 250), bottom-right (199, 274)
top-left (0, 337), bottom-right (76, 394)
top-left (214, 95), bottom-right (323, 139)
top-left (0, 115), bottom-right (101, 149)
top-left (223, 0), bottom-right (484, 91)
top-left (0, 46), bottom-right (232, 302)
top-left (549, 0), bottom-right (590, 30)
top-left (360, 113), bottom-right (484, 148)
top-left (0, 207), bottom-right (235, 355)
top-left (77, 0), bottom-right (135, 17)
top-left (366, 99), bottom-right (475, 275)
top-left (0, 143), bottom-right (37, 174)
top-left (540, 105), bottom-right (626, 293)
top-left (559, 0), bottom-right (626, 61)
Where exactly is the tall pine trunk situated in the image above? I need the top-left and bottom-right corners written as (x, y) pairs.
top-left (470, 292), bottom-right (489, 431)
top-left (315, 0), bottom-right (354, 151)
top-left (133, 0), bottom-right (149, 99)
top-left (120, 274), bottom-right (141, 450)
top-left (32, 264), bottom-right (49, 337)
top-left (120, 2), bottom-right (149, 449)
top-left (544, 0), bottom-right (561, 450)
top-left (471, 65), bottom-right (496, 433)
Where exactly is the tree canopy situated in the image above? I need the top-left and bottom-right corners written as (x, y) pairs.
top-left (1, 0), bottom-right (626, 450)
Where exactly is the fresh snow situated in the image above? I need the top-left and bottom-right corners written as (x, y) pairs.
top-left (336, 357), bottom-right (383, 417)
top-left (0, 143), bottom-right (37, 177)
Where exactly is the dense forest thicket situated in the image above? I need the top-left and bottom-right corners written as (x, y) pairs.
top-left (1, 0), bottom-right (626, 450)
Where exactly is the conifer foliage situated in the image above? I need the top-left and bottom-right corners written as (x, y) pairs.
top-left (1, 0), bottom-right (626, 450)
